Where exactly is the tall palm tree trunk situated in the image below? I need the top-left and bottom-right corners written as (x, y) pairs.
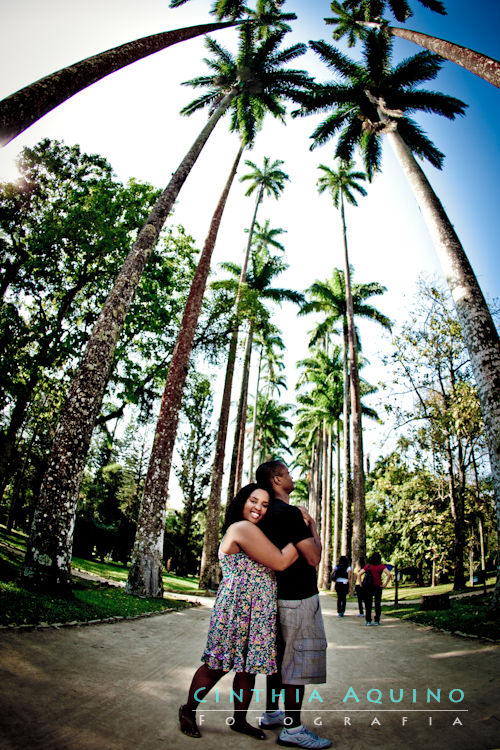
top-left (362, 23), bottom-right (500, 89)
top-left (386, 127), bottom-right (500, 609)
top-left (126, 143), bottom-right (243, 597)
top-left (232, 326), bottom-right (254, 494)
top-left (340, 322), bottom-right (352, 556)
top-left (199, 328), bottom-right (238, 590)
top-left (331, 420), bottom-right (342, 591)
top-left (340, 195), bottom-right (366, 568)
top-left (225, 187), bottom-right (264, 503)
top-left (319, 422), bottom-right (332, 588)
top-left (248, 343), bottom-right (263, 480)
top-left (0, 21), bottom-right (241, 145)
top-left (21, 94), bottom-right (237, 592)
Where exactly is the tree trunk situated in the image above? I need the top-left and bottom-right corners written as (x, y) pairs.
top-left (332, 420), bottom-right (342, 573)
top-left (225, 186), bottom-right (263, 503)
top-left (340, 196), bottom-right (365, 568)
top-left (363, 22), bottom-right (500, 89)
top-left (248, 344), bottom-right (263, 481)
top-left (386, 128), bottom-right (500, 610)
top-left (126, 143), bottom-right (243, 597)
top-left (0, 21), bottom-right (241, 145)
top-left (320, 423), bottom-right (333, 589)
top-left (21, 97), bottom-right (237, 593)
top-left (233, 327), bottom-right (254, 494)
top-left (199, 329), bottom-right (239, 590)
top-left (340, 321), bottom-right (352, 556)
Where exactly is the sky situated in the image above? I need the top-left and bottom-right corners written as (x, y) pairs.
top-left (1, 0), bottom-right (499, 505)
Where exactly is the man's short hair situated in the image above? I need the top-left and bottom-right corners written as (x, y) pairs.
top-left (256, 460), bottom-right (287, 491)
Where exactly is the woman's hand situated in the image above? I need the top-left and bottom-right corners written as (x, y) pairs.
top-left (297, 505), bottom-right (312, 527)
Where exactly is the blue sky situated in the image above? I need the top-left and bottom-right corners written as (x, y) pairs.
top-left (0, 0), bottom-right (499, 489)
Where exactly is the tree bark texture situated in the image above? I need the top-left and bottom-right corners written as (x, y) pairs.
top-left (340, 322), bottom-right (352, 556)
top-left (21, 92), bottom-right (236, 592)
top-left (228, 326), bottom-right (254, 499)
top-left (126, 143), bottom-right (243, 597)
top-left (199, 328), bottom-right (239, 590)
top-left (385, 26), bottom-right (500, 89)
top-left (387, 129), bottom-right (500, 609)
top-left (0, 21), bottom-right (240, 145)
top-left (331, 421), bottom-right (342, 591)
top-left (248, 344), bottom-right (263, 481)
top-left (340, 196), bottom-right (366, 569)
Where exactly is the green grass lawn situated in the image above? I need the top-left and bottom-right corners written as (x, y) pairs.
top-left (0, 527), bottom-right (195, 628)
top-left (382, 595), bottom-right (500, 641)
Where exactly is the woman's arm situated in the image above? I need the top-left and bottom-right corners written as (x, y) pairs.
top-left (382, 567), bottom-right (392, 588)
top-left (229, 521), bottom-right (299, 571)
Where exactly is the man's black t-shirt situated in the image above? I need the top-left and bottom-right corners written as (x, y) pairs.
top-left (259, 498), bottom-right (318, 600)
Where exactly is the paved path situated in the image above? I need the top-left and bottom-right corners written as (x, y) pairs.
top-left (0, 593), bottom-right (499, 750)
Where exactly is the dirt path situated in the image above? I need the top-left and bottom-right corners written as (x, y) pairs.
top-left (0, 593), bottom-right (499, 750)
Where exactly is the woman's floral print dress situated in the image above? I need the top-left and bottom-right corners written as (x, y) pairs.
top-left (201, 550), bottom-right (277, 674)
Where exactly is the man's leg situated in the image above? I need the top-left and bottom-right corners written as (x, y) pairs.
top-left (284, 683), bottom-right (304, 727)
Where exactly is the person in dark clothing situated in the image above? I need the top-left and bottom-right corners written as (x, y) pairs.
top-left (331, 555), bottom-right (351, 617)
top-left (362, 551), bottom-right (392, 626)
top-left (256, 461), bottom-right (331, 750)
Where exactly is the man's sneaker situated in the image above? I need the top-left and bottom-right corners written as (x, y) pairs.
top-left (278, 725), bottom-right (332, 748)
top-left (259, 710), bottom-right (286, 727)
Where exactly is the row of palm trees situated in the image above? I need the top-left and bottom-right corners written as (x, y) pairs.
top-left (4, 0), bottom-right (498, 607)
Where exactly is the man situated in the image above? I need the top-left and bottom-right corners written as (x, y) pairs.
top-left (256, 460), bottom-right (331, 750)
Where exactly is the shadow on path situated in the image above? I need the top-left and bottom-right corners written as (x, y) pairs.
top-left (0, 593), bottom-right (499, 750)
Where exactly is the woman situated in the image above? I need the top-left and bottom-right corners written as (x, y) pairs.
top-left (362, 551), bottom-right (392, 626)
top-left (179, 483), bottom-right (298, 740)
top-left (331, 555), bottom-right (351, 617)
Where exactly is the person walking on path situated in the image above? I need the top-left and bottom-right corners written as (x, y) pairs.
top-left (353, 557), bottom-right (365, 617)
top-left (331, 555), bottom-right (351, 617)
top-left (362, 551), bottom-right (392, 626)
top-left (255, 460), bottom-right (331, 750)
top-left (179, 483), bottom-right (298, 741)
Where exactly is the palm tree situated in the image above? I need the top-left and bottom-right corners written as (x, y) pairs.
top-left (326, 0), bottom-right (500, 88)
top-left (227, 215), bottom-right (287, 495)
top-left (199, 157), bottom-right (294, 590)
top-left (301, 270), bottom-right (391, 563)
top-left (252, 395), bottom-right (294, 463)
top-left (316, 159), bottom-right (368, 573)
top-left (0, 0), bottom-right (297, 146)
top-left (0, 22), bottom-right (240, 146)
top-left (218, 244), bottom-right (303, 502)
top-left (125, 32), bottom-right (312, 598)
top-left (248, 324), bottom-right (286, 480)
top-left (296, 344), bottom-right (344, 587)
top-left (296, 30), bottom-right (500, 609)
top-left (22, 26), bottom-right (311, 593)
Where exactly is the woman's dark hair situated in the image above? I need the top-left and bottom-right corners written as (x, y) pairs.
top-left (369, 551), bottom-right (382, 565)
top-left (222, 483), bottom-right (270, 533)
top-left (337, 555), bottom-right (349, 568)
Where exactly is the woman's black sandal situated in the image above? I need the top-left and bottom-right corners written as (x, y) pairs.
top-left (230, 720), bottom-right (266, 740)
top-left (179, 705), bottom-right (201, 738)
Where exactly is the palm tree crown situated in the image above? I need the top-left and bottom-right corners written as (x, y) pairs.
top-left (294, 30), bottom-right (466, 178)
top-left (317, 159), bottom-right (367, 208)
top-left (301, 270), bottom-right (392, 341)
top-left (182, 26), bottom-right (313, 145)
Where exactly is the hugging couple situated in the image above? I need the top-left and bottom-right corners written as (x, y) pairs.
top-left (179, 460), bottom-right (331, 749)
